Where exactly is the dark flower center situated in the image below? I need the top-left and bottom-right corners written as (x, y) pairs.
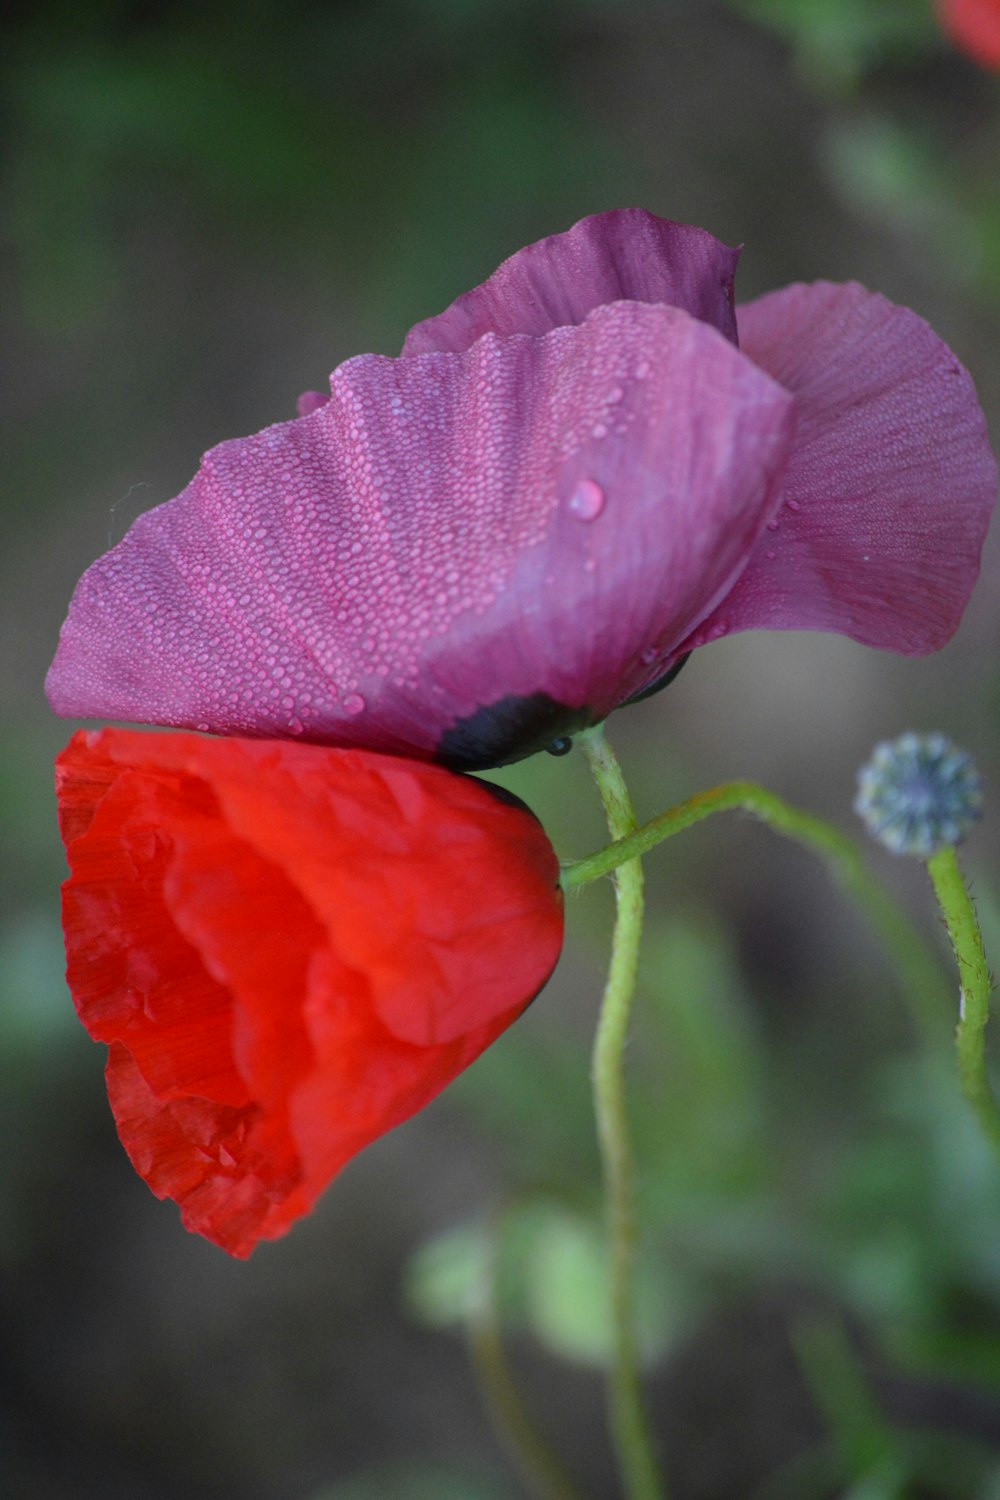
top-left (437, 693), bottom-right (593, 770)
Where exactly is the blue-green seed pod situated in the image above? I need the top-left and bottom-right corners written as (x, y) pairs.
top-left (855, 732), bottom-right (983, 857)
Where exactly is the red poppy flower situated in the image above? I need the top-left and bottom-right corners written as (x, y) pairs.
top-left (937, 0), bottom-right (1000, 70)
top-left (56, 728), bottom-right (563, 1256)
top-left (46, 210), bottom-right (996, 768)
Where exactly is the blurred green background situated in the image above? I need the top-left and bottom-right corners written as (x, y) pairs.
top-left (4, 1), bottom-right (1000, 1496)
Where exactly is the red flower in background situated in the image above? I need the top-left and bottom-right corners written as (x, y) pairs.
top-left (937, 0), bottom-right (1000, 70)
top-left (57, 729), bottom-right (563, 1256)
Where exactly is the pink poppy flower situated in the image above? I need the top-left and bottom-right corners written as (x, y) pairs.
top-left (46, 210), bottom-right (996, 769)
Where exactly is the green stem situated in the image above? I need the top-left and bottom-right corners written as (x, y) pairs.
top-left (580, 727), bottom-right (666, 1500)
top-left (467, 1245), bottom-right (589, 1500)
top-left (927, 846), bottom-right (1000, 1157)
top-left (563, 779), bottom-right (947, 1048)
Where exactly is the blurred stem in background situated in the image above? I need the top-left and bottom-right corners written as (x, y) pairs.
top-left (466, 1213), bottom-right (588, 1500)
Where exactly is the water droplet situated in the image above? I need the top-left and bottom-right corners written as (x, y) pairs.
top-left (641, 647), bottom-right (658, 666)
top-left (195, 722), bottom-right (209, 733)
top-left (635, 360), bottom-right (651, 380)
top-left (786, 499), bottom-right (801, 512)
top-left (766, 519), bottom-right (779, 532)
top-left (765, 550), bottom-right (777, 561)
top-left (344, 693), bottom-right (366, 715)
top-left (568, 479), bottom-right (606, 522)
top-left (591, 422), bottom-right (608, 439)
top-left (288, 717), bottom-right (304, 735)
top-left (607, 385), bottom-right (624, 404)
top-left (546, 736), bottom-right (573, 757)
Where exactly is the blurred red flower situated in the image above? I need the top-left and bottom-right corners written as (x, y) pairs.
top-left (938, 0), bottom-right (1000, 68)
top-left (57, 728), bottom-right (563, 1256)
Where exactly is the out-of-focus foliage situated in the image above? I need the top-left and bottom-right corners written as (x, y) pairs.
top-left (312, 1465), bottom-right (511, 1500)
top-left (728, 0), bottom-right (1000, 312)
top-left (413, 902), bottom-right (1000, 1494)
top-left (731, 0), bottom-right (940, 89)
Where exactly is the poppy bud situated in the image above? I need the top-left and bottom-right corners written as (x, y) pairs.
top-left (855, 732), bottom-right (983, 857)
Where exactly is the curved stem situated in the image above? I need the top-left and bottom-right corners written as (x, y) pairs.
top-left (580, 727), bottom-right (666, 1500)
top-left (927, 847), bottom-right (1000, 1158)
top-left (563, 779), bottom-right (947, 1049)
top-left (467, 1236), bottom-right (589, 1500)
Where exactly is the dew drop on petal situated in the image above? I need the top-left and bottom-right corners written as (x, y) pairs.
top-left (568, 479), bottom-right (606, 522)
top-left (344, 693), bottom-right (366, 715)
top-left (591, 422), bottom-right (608, 439)
top-left (635, 360), bottom-right (651, 380)
top-left (765, 550), bottom-right (777, 561)
top-left (786, 499), bottom-right (801, 512)
top-left (288, 717), bottom-right (304, 735)
top-left (196, 722), bottom-right (209, 733)
top-left (766, 519), bottom-right (779, 532)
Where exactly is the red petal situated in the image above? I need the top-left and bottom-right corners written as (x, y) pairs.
top-left (106, 1044), bottom-right (310, 1258)
top-left (57, 730), bottom-right (563, 1255)
top-left (684, 282), bottom-right (997, 658)
top-left (937, 0), bottom-right (1000, 69)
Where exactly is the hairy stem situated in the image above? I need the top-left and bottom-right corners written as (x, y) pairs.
top-left (580, 726), bottom-right (666, 1500)
top-left (927, 846), bottom-right (1000, 1158)
top-left (563, 778), bottom-right (947, 1048)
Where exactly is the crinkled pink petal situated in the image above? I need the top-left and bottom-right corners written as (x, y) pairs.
top-left (680, 281), bottom-right (997, 659)
top-left (296, 390), bottom-right (330, 417)
top-left (46, 302), bottom-right (793, 768)
top-left (402, 208), bottom-right (740, 354)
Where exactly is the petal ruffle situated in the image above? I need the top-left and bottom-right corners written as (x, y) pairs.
top-left (57, 729), bottom-right (563, 1256)
top-left (46, 303), bottom-right (794, 769)
top-left (683, 281), bottom-right (997, 658)
top-left (402, 207), bottom-right (740, 354)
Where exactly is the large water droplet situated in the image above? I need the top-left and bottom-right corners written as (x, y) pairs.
top-left (568, 479), bottom-right (606, 522)
top-left (287, 717), bottom-right (304, 735)
top-left (344, 693), bottom-right (366, 715)
top-left (766, 519), bottom-right (779, 532)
